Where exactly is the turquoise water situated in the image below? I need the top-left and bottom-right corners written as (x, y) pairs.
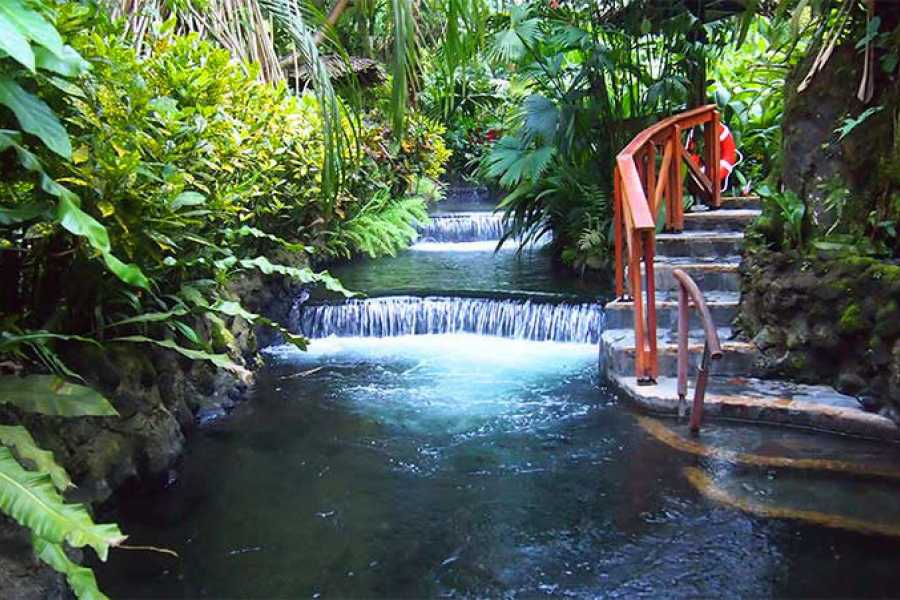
top-left (95, 335), bottom-right (900, 598)
top-left (93, 196), bottom-right (900, 598)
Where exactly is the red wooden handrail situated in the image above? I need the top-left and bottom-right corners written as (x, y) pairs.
top-left (613, 105), bottom-right (722, 383)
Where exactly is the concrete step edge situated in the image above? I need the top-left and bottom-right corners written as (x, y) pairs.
top-left (611, 375), bottom-right (900, 441)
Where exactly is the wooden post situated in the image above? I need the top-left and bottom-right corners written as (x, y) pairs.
top-left (614, 167), bottom-right (624, 299)
top-left (709, 110), bottom-right (722, 208)
top-left (642, 232), bottom-right (658, 382)
top-left (630, 231), bottom-right (646, 381)
top-left (671, 124), bottom-right (684, 231)
top-left (646, 144), bottom-right (656, 219)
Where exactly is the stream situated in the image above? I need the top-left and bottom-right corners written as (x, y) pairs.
top-left (95, 188), bottom-right (900, 598)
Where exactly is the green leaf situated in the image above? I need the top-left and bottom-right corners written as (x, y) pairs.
top-left (55, 195), bottom-right (150, 289)
top-left (112, 336), bottom-right (252, 381)
top-left (0, 11), bottom-right (35, 71)
top-left (170, 191), bottom-right (206, 211)
top-left (0, 77), bottom-right (71, 158)
top-left (34, 45), bottom-right (89, 77)
top-left (0, 425), bottom-right (71, 491)
top-left (235, 257), bottom-right (352, 296)
top-left (0, 330), bottom-right (100, 352)
top-left (522, 95), bottom-right (558, 145)
top-left (208, 301), bottom-right (309, 351)
top-left (45, 75), bottom-right (85, 98)
top-left (55, 194), bottom-right (109, 252)
top-left (32, 537), bottom-right (109, 600)
top-left (0, 0), bottom-right (64, 57)
top-left (100, 251), bottom-right (151, 290)
top-left (0, 446), bottom-right (126, 561)
top-left (0, 202), bottom-right (47, 225)
top-left (106, 308), bottom-right (189, 329)
top-left (229, 225), bottom-right (308, 253)
top-left (0, 375), bottom-right (118, 417)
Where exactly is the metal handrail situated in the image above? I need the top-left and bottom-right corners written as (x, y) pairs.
top-left (672, 268), bottom-right (723, 435)
top-left (613, 105), bottom-right (723, 383)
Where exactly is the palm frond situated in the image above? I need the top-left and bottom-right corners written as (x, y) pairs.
top-left (259, 0), bottom-right (350, 201)
top-left (389, 0), bottom-right (419, 137)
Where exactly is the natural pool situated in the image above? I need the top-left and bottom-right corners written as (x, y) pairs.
top-left (94, 197), bottom-right (900, 598)
top-left (95, 335), bottom-right (900, 598)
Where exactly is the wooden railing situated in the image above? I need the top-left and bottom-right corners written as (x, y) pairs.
top-left (613, 105), bottom-right (723, 383)
top-left (673, 268), bottom-right (723, 434)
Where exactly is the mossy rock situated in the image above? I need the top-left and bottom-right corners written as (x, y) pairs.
top-left (874, 300), bottom-right (900, 339)
top-left (208, 313), bottom-right (238, 354)
top-left (838, 303), bottom-right (868, 335)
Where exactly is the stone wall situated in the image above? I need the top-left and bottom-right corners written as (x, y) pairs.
top-left (738, 232), bottom-right (900, 423)
top-left (0, 265), bottom-right (307, 597)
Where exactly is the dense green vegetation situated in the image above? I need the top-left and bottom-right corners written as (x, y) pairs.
top-left (1, 0), bottom-right (899, 598)
top-left (0, 2), bottom-right (447, 596)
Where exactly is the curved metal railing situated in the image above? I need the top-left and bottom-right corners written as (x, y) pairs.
top-left (613, 104), bottom-right (723, 383)
top-left (672, 268), bottom-right (723, 434)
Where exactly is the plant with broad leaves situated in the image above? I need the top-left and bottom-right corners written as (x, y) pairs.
top-left (0, 374), bottom-right (122, 600)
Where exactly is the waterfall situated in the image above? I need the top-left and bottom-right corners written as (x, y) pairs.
top-left (293, 296), bottom-right (604, 344)
top-left (417, 213), bottom-right (506, 243)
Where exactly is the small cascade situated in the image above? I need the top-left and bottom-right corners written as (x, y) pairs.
top-left (293, 296), bottom-right (604, 344)
top-left (417, 212), bottom-right (506, 243)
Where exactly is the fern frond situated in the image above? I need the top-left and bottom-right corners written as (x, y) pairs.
top-left (0, 426), bottom-right (71, 492)
top-left (0, 447), bottom-right (126, 561)
top-left (338, 195), bottom-right (428, 258)
top-left (33, 536), bottom-right (108, 600)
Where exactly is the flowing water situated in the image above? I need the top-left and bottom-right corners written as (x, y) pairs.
top-left (95, 188), bottom-right (900, 598)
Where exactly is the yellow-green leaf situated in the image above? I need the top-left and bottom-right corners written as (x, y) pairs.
top-left (0, 425), bottom-right (71, 491)
top-left (0, 375), bottom-right (118, 417)
top-left (0, 447), bottom-right (126, 560)
top-left (32, 537), bottom-right (109, 600)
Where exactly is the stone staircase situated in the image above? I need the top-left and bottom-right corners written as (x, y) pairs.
top-left (601, 196), bottom-right (900, 442)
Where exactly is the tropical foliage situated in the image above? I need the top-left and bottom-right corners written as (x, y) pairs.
top-left (0, 2), bottom-right (447, 597)
top-left (477, 1), bottom-right (709, 269)
top-left (4, 0), bottom-right (900, 597)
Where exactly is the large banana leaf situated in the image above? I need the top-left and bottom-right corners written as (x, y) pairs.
top-left (0, 425), bottom-right (71, 491)
top-left (0, 375), bottom-right (118, 417)
top-left (33, 536), bottom-right (109, 600)
top-left (0, 447), bottom-right (126, 560)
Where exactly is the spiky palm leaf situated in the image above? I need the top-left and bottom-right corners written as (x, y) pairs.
top-left (491, 4), bottom-right (541, 63)
top-left (254, 0), bottom-right (350, 202)
top-left (483, 136), bottom-right (556, 188)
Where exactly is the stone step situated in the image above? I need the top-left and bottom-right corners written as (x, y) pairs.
top-left (636, 414), bottom-right (900, 476)
top-left (655, 231), bottom-right (744, 259)
top-left (613, 375), bottom-right (899, 441)
top-left (683, 208), bottom-right (760, 232)
top-left (685, 465), bottom-right (900, 538)
top-left (604, 291), bottom-right (739, 331)
top-left (720, 195), bottom-right (762, 211)
top-left (601, 328), bottom-right (757, 378)
top-left (632, 258), bottom-right (742, 293)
